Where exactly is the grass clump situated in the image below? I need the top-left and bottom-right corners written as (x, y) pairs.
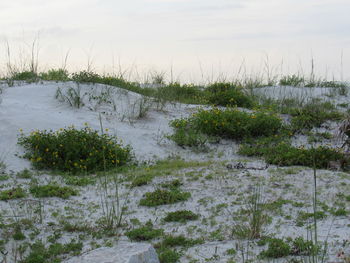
top-left (259, 238), bottom-right (291, 258)
top-left (239, 139), bottom-right (345, 169)
top-left (159, 235), bottom-right (203, 248)
top-left (169, 108), bottom-right (282, 147)
top-left (40, 69), bottom-right (69, 82)
top-left (11, 71), bottom-right (38, 82)
top-left (18, 126), bottom-right (133, 174)
top-left (29, 184), bottom-right (77, 199)
top-left (279, 75), bottom-right (304, 86)
top-left (0, 187), bottom-right (26, 200)
top-left (131, 174), bottom-right (154, 187)
top-left (206, 82), bottom-right (254, 108)
top-left (20, 239), bottom-right (82, 263)
top-left (157, 248), bottom-right (181, 263)
top-left (125, 222), bottom-right (164, 241)
top-left (290, 99), bottom-right (343, 131)
top-left (163, 210), bottom-right (199, 223)
top-left (140, 189), bottom-right (191, 207)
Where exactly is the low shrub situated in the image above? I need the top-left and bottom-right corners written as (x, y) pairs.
top-left (239, 141), bottom-right (345, 169)
top-left (290, 236), bottom-right (318, 256)
top-left (30, 184), bottom-right (78, 199)
top-left (12, 71), bottom-right (38, 82)
top-left (71, 70), bottom-right (100, 83)
top-left (259, 238), bottom-right (291, 258)
top-left (157, 235), bottom-right (203, 249)
top-left (206, 82), bottom-right (254, 108)
top-left (125, 222), bottom-right (164, 241)
top-left (157, 248), bottom-right (181, 263)
top-left (40, 69), bottom-right (69, 81)
top-left (163, 210), bottom-right (199, 223)
top-left (169, 108), bottom-right (282, 147)
top-left (18, 126), bottom-right (133, 174)
top-left (139, 189), bottom-right (191, 207)
top-left (279, 75), bottom-right (304, 86)
top-left (131, 174), bottom-right (154, 187)
top-left (0, 187), bottom-right (26, 200)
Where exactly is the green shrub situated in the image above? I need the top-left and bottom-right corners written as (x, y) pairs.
top-left (290, 236), bottom-right (317, 256)
top-left (0, 187), bottom-right (26, 200)
top-left (131, 174), bottom-right (154, 187)
top-left (71, 70), bottom-right (100, 83)
top-left (30, 184), bottom-right (77, 199)
top-left (12, 71), bottom-right (38, 82)
top-left (140, 189), bottom-right (191, 207)
top-left (279, 75), bottom-right (304, 86)
top-left (170, 108), bottom-right (282, 147)
top-left (260, 238), bottom-right (291, 258)
top-left (40, 69), bottom-right (69, 81)
top-left (163, 210), bottom-right (199, 223)
top-left (157, 248), bottom-right (181, 263)
top-left (206, 82), bottom-right (254, 108)
top-left (290, 99), bottom-right (343, 131)
top-left (239, 140), bottom-right (345, 169)
top-left (125, 222), bottom-right (164, 241)
top-left (18, 127), bottom-right (133, 174)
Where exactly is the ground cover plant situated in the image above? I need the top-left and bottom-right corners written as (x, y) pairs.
top-left (169, 108), bottom-right (283, 147)
top-left (18, 126), bottom-right (133, 174)
top-left (29, 184), bottom-right (78, 199)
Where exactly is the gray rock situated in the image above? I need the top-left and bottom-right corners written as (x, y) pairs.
top-left (64, 242), bottom-right (159, 263)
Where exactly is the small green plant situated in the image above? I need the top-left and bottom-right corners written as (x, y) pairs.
top-left (158, 235), bottom-right (203, 248)
top-left (139, 189), bottom-right (191, 207)
top-left (125, 222), bottom-right (164, 241)
top-left (131, 174), bottom-right (154, 187)
top-left (12, 71), bottom-right (38, 82)
top-left (71, 70), bottom-right (100, 83)
top-left (169, 108), bottom-right (282, 147)
top-left (0, 187), bottom-right (26, 200)
top-left (40, 69), bottom-right (69, 81)
top-left (55, 85), bottom-right (86, 108)
top-left (163, 210), bottom-right (199, 223)
top-left (259, 238), bottom-right (291, 258)
top-left (157, 248), bottom-right (181, 263)
top-left (239, 139), bottom-right (346, 169)
top-left (279, 75), bottom-right (304, 86)
top-left (290, 236), bottom-right (318, 256)
top-left (29, 184), bottom-right (77, 199)
top-left (16, 169), bottom-right (33, 179)
top-left (18, 126), bottom-right (133, 174)
top-left (206, 82), bottom-right (254, 108)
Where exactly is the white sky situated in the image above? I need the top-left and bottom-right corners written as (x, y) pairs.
top-left (1, 0), bottom-right (349, 82)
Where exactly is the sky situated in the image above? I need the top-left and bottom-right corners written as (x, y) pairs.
top-left (0, 0), bottom-right (349, 82)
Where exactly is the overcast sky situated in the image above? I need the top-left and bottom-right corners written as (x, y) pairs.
top-left (1, 0), bottom-right (349, 82)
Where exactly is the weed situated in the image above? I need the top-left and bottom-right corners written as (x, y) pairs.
top-left (139, 189), bottom-right (191, 207)
top-left (0, 187), bottom-right (26, 200)
top-left (40, 69), bottom-right (69, 82)
top-left (157, 248), bottom-right (181, 263)
top-left (131, 174), bottom-right (154, 187)
top-left (11, 71), bottom-right (38, 82)
top-left (55, 84), bottom-right (86, 108)
top-left (29, 184), bottom-right (77, 199)
top-left (16, 169), bottom-right (33, 179)
top-left (125, 222), bottom-right (164, 241)
top-left (259, 238), bottom-right (291, 258)
top-left (163, 210), bottom-right (199, 223)
top-left (206, 82), bottom-right (254, 108)
top-left (279, 74), bottom-right (305, 86)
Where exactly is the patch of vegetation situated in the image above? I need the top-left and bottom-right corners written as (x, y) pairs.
top-left (29, 184), bottom-right (77, 199)
top-left (12, 71), bottom-right (38, 82)
top-left (131, 174), bottom-right (154, 187)
top-left (239, 139), bottom-right (346, 169)
top-left (0, 187), bottom-right (26, 200)
top-left (296, 211), bottom-right (326, 227)
top-left (169, 108), bottom-right (282, 147)
top-left (259, 238), bottom-right (291, 258)
top-left (18, 126), bottom-right (133, 174)
top-left (16, 168), bottom-right (33, 179)
top-left (160, 179), bottom-right (182, 189)
top-left (40, 69), bottom-right (69, 81)
top-left (290, 236), bottom-right (318, 256)
top-left (163, 210), bottom-right (199, 223)
top-left (157, 235), bottom-right (203, 248)
top-left (289, 99), bottom-right (343, 131)
top-left (157, 248), bottom-right (181, 263)
top-left (125, 222), bottom-right (164, 241)
top-left (20, 239), bottom-right (82, 263)
top-left (140, 189), bottom-right (191, 207)
top-left (0, 174), bottom-right (9, 181)
top-left (279, 75), bottom-right (304, 86)
top-left (206, 82), bottom-right (254, 108)
top-left (64, 175), bottom-right (96, 186)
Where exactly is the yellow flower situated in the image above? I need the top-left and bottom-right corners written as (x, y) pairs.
top-left (45, 148), bottom-right (49, 152)
top-left (105, 128), bottom-right (109, 132)
top-left (19, 128), bottom-right (23, 133)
